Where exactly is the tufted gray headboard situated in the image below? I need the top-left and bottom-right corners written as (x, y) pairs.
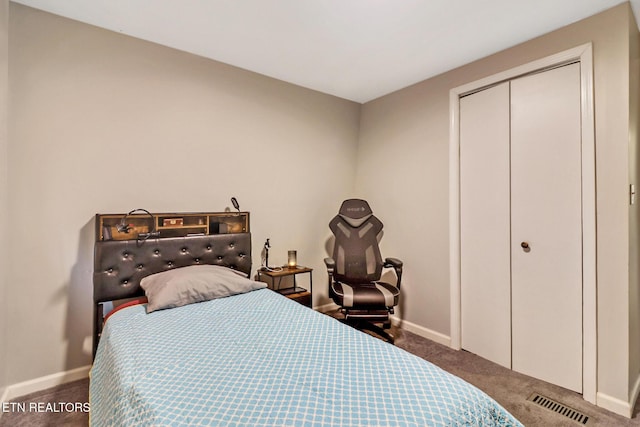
top-left (92, 232), bottom-right (252, 357)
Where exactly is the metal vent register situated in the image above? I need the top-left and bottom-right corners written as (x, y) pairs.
top-left (527, 393), bottom-right (590, 424)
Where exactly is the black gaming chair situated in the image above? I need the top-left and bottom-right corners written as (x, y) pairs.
top-left (325, 199), bottom-right (403, 343)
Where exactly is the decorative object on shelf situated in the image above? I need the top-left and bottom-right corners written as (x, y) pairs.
top-left (264, 238), bottom-right (271, 268)
top-left (163, 218), bottom-right (184, 227)
top-left (288, 250), bottom-right (297, 269)
top-left (116, 208), bottom-right (159, 241)
top-left (260, 238), bottom-right (284, 272)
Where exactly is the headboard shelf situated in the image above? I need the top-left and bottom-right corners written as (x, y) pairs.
top-left (95, 211), bottom-right (249, 241)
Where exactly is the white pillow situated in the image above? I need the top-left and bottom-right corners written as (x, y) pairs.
top-left (140, 265), bottom-right (266, 313)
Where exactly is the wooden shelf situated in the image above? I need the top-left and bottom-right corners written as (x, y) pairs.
top-left (258, 266), bottom-right (313, 278)
top-left (95, 211), bottom-right (249, 241)
top-left (257, 267), bottom-right (313, 308)
top-left (157, 225), bottom-right (208, 230)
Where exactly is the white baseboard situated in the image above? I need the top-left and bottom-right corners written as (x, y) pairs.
top-left (391, 316), bottom-right (451, 347)
top-left (629, 372), bottom-right (640, 417)
top-left (2, 365), bottom-right (91, 402)
top-left (314, 301), bottom-right (339, 313)
top-left (596, 372), bottom-right (640, 418)
top-left (596, 388), bottom-right (636, 419)
top-left (629, 375), bottom-right (640, 415)
top-left (314, 303), bottom-right (452, 347)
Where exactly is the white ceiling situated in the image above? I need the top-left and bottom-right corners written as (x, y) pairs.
top-left (11, 0), bottom-right (640, 103)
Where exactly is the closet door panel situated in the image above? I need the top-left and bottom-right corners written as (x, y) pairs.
top-left (459, 82), bottom-right (511, 368)
top-left (510, 63), bottom-right (583, 392)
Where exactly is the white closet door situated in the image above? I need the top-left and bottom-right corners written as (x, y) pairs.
top-left (460, 82), bottom-right (511, 369)
top-left (510, 62), bottom-right (583, 393)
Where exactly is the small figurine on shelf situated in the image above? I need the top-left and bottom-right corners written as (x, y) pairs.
top-left (263, 238), bottom-right (271, 269)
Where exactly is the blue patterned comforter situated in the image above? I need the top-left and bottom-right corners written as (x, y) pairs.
top-left (90, 288), bottom-right (522, 426)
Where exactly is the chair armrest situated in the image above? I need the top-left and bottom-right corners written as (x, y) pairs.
top-left (324, 257), bottom-right (336, 279)
top-left (384, 257), bottom-right (403, 269)
top-left (324, 257), bottom-right (336, 271)
top-left (324, 257), bottom-right (336, 289)
top-left (383, 257), bottom-right (403, 289)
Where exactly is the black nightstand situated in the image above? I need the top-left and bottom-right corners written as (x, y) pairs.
top-left (257, 266), bottom-right (313, 308)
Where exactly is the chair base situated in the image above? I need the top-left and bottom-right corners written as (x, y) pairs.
top-left (336, 312), bottom-right (395, 344)
top-left (350, 319), bottom-right (395, 344)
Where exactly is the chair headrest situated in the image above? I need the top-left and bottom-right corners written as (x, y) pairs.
top-left (338, 199), bottom-right (373, 228)
top-left (338, 199), bottom-right (372, 218)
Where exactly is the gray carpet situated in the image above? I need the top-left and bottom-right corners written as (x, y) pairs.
top-left (0, 324), bottom-right (638, 426)
top-left (389, 326), bottom-right (640, 427)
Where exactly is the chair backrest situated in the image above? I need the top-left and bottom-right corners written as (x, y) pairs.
top-left (328, 199), bottom-right (384, 284)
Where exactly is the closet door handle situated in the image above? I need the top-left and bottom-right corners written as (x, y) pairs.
top-left (521, 242), bottom-right (530, 251)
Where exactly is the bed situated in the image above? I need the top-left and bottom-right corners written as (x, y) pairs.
top-left (90, 232), bottom-right (522, 426)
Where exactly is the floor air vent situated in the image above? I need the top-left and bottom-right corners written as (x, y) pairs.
top-left (527, 393), bottom-right (590, 424)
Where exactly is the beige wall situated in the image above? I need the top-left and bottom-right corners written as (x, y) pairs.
top-left (629, 5), bottom-right (640, 401)
top-left (7, 3), bottom-right (360, 384)
top-left (358, 2), bottom-right (636, 409)
top-left (0, 0), bottom-right (8, 396)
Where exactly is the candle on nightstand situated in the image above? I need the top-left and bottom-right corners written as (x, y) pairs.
top-left (288, 250), bottom-right (297, 269)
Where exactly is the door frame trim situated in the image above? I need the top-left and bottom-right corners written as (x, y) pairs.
top-left (448, 43), bottom-right (596, 403)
